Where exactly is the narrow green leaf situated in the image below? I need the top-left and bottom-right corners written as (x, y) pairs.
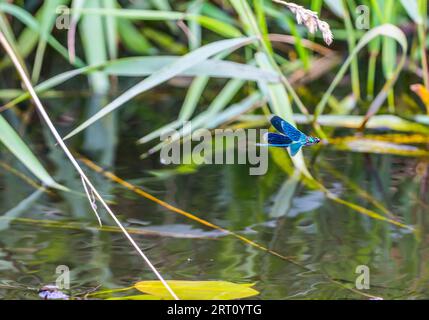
top-left (148, 0), bottom-right (178, 33)
top-left (314, 24), bottom-right (407, 125)
top-left (103, 0), bottom-right (118, 59)
top-left (0, 3), bottom-right (85, 67)
top-left (64, 37), bottom-right (255, 140)
top-left (31, 0), bottom-right (66, 83)
top-left (0, 115), bottom-right (62, 189)
top-left (117, 18), bottom-right (155, 54)
top-left (178, 76), bottom-right (209, 121)
top-left (255, 52), bottom-right (311, 177)
top-left (399, 0), bottom-right (422, 23)
top-left (193, 15), bottom-right (242, 38)
top-left (5, 56), bottom-right (278, 110)
top-left (80, 0), bottom-right (109, 94)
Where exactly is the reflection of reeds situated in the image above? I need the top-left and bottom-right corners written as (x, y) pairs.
top-left (0, 30), bottom-right (179, 301)
top-left (273, 0), bottom-right (333, 45)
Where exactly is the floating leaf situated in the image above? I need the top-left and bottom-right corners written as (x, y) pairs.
top-left (134, 281), bottom-right (259, 300)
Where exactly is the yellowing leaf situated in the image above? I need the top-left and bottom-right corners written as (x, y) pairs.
top-left (411, 84), bottom-right (429, 113)
top-left (134, 280), bottom-right (259, 300)
top-left (107, 295), bottom-right (159, 300)
top-left (329, 135), bottom-right (429, 157)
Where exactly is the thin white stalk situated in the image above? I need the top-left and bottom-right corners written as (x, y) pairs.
top-left (80, 175), bottom-right (102, 227)
top-left (0, 30), bottom-right (179, 300)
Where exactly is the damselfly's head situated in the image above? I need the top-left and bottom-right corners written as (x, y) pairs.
top-left (306, 136), bottom-right (321, 146)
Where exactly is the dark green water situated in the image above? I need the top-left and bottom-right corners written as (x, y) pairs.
top-left (1, 117), bottom-right (427, 299)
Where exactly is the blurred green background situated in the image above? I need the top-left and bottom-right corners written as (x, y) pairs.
top-left (0, 0), bottom-right (429, 299)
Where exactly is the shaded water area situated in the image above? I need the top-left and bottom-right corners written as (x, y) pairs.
top-left (1, 87), bottom-right (428, 300)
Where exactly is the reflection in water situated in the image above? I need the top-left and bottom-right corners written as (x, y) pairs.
top-left (0, 79), bottom-right (428, 299)
top-left (0, 139), bottom-right (427, 299)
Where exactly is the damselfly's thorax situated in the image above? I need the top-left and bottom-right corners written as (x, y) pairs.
top-left (305, 136), bottom-right (321, 146)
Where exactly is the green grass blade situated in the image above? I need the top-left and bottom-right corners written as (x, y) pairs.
top-left (0, 2), bottom-right (85, 67)
top-left (80, 0), bottom-right (109, 94)
top-left (186, 0), bottom-right (202, 50)
top-left (342, 0), bottom-right (360, 99)
top-left (399, 0), bottom-right (422, 23)
top-left (366, 39), bottom-right (380, 99)
top-left (73, 7), bottom-right (186, 20)
top-left (141, 84), bottom-right (254, 157)
top-left (324, 0), bottom-right (344, 17)
top-left (138, 76), bottom-right (209, 145)
top-left (178, 78), bottom-right (209, 122)
top-left (142, 28), bottom-right (187, 54)
top-left (0, 13), bottom-right (29, 73)
top-left (103, 0), bottom-right (118, 59)
top-left (71, 7), bottom-right (242, 38)
top-left (381, 0), bottom-right (397, 111)
top-left (148, 0), bottom-right (178, 33)
top-left (314, 24), bottom-right (407, 127)
top-left (63, 37), bottom-right (255, 140)
top-left (205, 92), bottom-right (262, 128)
top-left (294, 114), bottom-right (429, 134)
top-left (0, 115), bottom-right (62, 189)
top-left (255, 52), bottom-right (310, 177)
top-left (31, 0), bottom-right (66, 83)
top-left (102, 57), bottom-right (278, 80)
top-left (117, 18), bottom-right (155, 54)
top-left (201, 2), bottom-right (237, 25)
top-left (67, 0), bottom-right (85, 63)
top-left (193, 15), bottom-right (242, 38)
top-left (3, 56), bottom-right (278, 110)
top-left (416, 0), bottom-right (429, 90)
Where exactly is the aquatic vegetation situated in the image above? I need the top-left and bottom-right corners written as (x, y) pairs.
top-left (273, 0), bottom-right (333, 45)
top-left (0, 0), bottom-right (429, 300)
top-left (134, 280), bottom-right (259, 300)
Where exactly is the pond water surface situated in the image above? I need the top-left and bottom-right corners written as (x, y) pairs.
top-left (0, 89), bottom-right (428, 300)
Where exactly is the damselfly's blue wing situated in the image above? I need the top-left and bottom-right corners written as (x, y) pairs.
top-left (269, 115), bottom-right (288, 134)
top-left (270, 116), bottom-right (306, 142)
top-left (264, 132), bottom-right (292, 147)
top-left (289, 143), bottom-right (302, 156)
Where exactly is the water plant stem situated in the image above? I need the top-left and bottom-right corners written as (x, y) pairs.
top-left (0, 30), bottom-right (179, 301)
